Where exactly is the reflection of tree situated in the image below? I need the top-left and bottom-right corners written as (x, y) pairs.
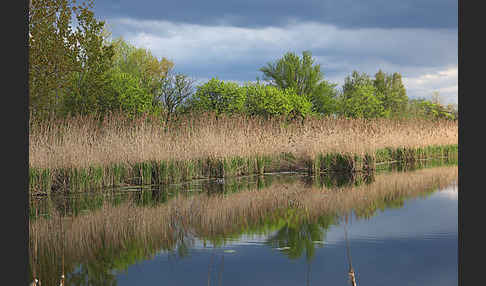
top-left (67, 257), bottom-right (117, 286)
top-left (354, 195), bottom-right (406, 220)
top-left (265, 210), bottom-right (337, 262)
top-left (304, 172), bottom-right (375, 189)
top-left (176, 236), bottom-right (192, 258)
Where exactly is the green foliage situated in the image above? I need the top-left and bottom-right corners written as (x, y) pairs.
top-left (103, 69), bottom-right (153, 115)
top-left (61, 19), bottom-right (115, 116)
top-left (374, 70), bottom-right (408, 117)
top-left (338, 71), bottom-right (385, 118)
top-left (309, 81), bottom-right (339, 115)
top-left (287, 90), bottom-right (313, 119)
top-left (244, 83), bottom-right (312, 118)
top-left (245, 83), bottom-right (291, 117)
top-left (110, 37), bottom-right (174, 103)
top-left (188, 78), bottom-right (246, 115)
top-left (259, 51), bottom-right (338, 115)
top-left (407, 98), bottom-right (457, 120)
top-left (29, 0), bottom-right (114, 118)
top-left (259, 51), bottom-right (322, 96)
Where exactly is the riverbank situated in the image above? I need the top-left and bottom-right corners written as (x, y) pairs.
top-left (29, 113), bottom-right (457, 193)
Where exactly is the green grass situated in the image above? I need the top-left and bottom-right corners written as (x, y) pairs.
top-left (29, 144), bottom-right (458, 194)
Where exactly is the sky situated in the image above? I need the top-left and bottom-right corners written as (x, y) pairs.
top-left (93, 0), bottom-right (458, 104)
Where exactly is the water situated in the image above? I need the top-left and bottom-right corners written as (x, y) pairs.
top-left (113, 186), bottom-right (457, 286)
top-left (29, 165), bottom-right (458, 286)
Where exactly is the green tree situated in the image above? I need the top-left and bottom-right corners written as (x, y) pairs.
top-left (407, 98), bottom-right (456, 120)
top-left (310, 82), bottom-right (339, 115)
top-left (111, 37), bottom-right (174, 104)
top-left (244, 83), bottom-right (312, 119)
top-left (342, 71), bottom-right (374, 97)
top-left (338, 71), bottom-right (385, 118)
top-left (61, 6), bottom-right (115, 116)
top-left (29, 0), bottom-right (114, 117)
top-left (260, 51), bottom-right (321, 96)
top-left (259, 51), bottom-right (337, 115)
top-left (373, 70), bottom-right (408, 117)
top-left (188, 78), bottom-right (246, 115)
top-left (103, 69), bottom-right (153, 116)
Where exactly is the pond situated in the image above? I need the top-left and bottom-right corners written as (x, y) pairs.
top-left (29, 163), bottom-right (458, 286)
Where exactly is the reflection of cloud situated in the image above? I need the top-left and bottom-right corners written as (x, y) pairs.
top-left (106, 18), bottom-right (457, 103)
top-left (436, 186), bottom-right (458, 200)
top-left (191, 233), bottom-right (275, 249)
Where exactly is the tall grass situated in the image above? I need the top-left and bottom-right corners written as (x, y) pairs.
top-left (29, 166), bottom-right (457, 284)
top-left (29, 112), bottom-right (457, 192)
top-left (30, 112), bottom-right (457, 169)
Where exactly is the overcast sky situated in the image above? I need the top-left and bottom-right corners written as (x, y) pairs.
top-left (93, 0), bottom-right (458, 104)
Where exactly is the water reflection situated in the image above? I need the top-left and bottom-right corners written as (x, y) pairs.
top-left (265, 209), bottom-right (337, 262)
top-left (29, 164), bottom-right (457, 285)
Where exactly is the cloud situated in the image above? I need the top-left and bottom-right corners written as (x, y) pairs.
top-left (106, 18), bottom-right (458, 103)
top-left (403, 67), bottom-right (458, 104)
top-left (94, 0), bottom-right (457, 29)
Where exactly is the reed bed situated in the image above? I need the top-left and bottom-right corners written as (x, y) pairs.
top-left (29, 113), bottom-right (457, 193)
top-left (29, 166), bottom-right (458, 284)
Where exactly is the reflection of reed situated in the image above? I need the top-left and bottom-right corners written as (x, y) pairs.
top-left (29, 166), bottom-right (457, 284)
top-left (344, 215), bottom-right (357, 286)
top-left (306, 260), bottom-right (311, 286)
top-left (218, 254), bottom-right (224, 286)
top-left (29, 207), bottom-right (40, 286)
top-left (59, 200), bottom-right (66, 286)
top-left (206, 251), bottom-right (225, 286)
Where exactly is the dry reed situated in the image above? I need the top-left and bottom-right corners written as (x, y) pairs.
top-left (29, 113), bottom-right (457, 170)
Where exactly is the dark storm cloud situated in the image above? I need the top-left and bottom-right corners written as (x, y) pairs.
top-left (94, 0), bottom-right (457, 29)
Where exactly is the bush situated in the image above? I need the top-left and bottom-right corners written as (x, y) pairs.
top-left (245, 83), bottom-right (312, 119)
top-left (103, 69), bottom-right (153, 115)
top-left (188, 78), bottom-right (246, 115)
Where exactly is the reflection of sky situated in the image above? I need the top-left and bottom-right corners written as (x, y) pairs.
top-left (189, 185), bottom-right (458, 248)
top-left (326, 185), bottom-right (458, 244)
top-left (117, 184), bottom-right (458, 286)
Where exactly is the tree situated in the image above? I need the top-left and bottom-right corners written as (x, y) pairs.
top-left (339, 85), bottom-right (384, 118)
top-left (157, 68), bottom-right (195, 122)
top-left (111, 37), bottom-right (174, 104)
top-left (61, 5), bottom-right (115, 116)
top-left (259, 51), bottom-right (322, 96)
top-left (244, 83), bottom-right (312, 119)
top-left (342, 71), bottom-right (374, 98)
top-left (102, 68), bottom-right (153, 116)
top-left (29, 0), bottom-right (114, 117)
top-left (259, 51), bottom-right (337, 114)
top-left (310, 82), bottom-right (339, 115)
top-left (407, 97), bottom-right (456, 120)
top-left (373, 70), bottom-right (408, 117)
top-left (338, 71), bottom-right (385, 118)
top-left (188, 78), bottom-right (246, 115)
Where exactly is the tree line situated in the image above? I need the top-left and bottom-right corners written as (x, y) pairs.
top-left (29, 0), bottom-right (457, 121)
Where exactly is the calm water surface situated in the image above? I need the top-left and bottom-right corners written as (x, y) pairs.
top-left (114, 185), bottom-right (457, 286)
